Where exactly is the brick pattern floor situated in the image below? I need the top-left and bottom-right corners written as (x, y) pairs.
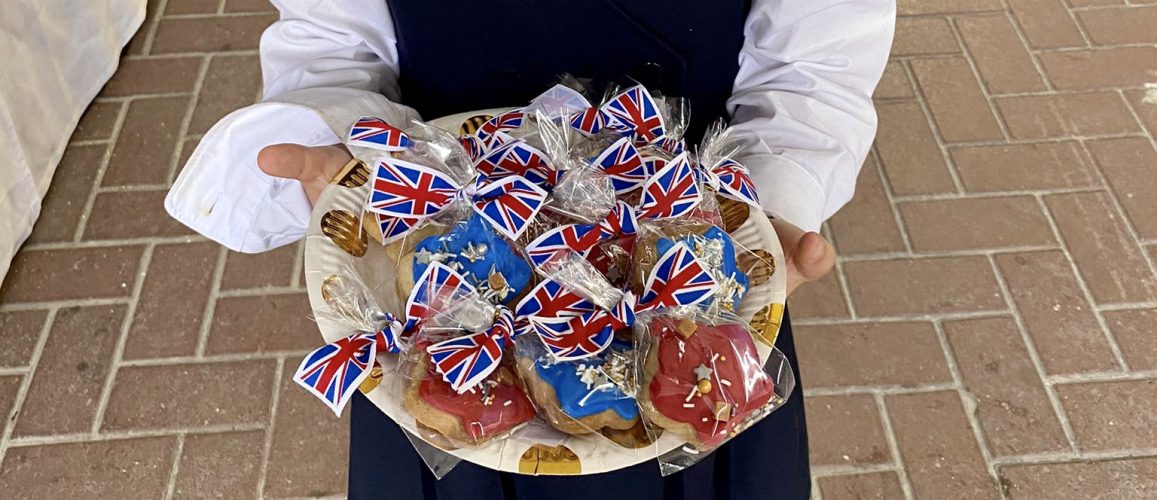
top-left (0, 0), bottom-right (1155, 498)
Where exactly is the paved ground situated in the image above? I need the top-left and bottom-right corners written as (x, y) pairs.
top-left (1, 0), bottom-right (1155, 498)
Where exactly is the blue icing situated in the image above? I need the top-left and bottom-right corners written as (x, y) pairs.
top-left (534, 346), bottom-right (638, 421)
top-left (655, 226), bottom-right (749, 311)
top-left (412, 213), bottom-right (531, 305)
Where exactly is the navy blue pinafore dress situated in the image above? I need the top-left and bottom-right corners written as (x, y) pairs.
top-left (348, 1), bottom-right (811, 498)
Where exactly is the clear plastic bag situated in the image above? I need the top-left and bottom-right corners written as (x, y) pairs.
top-left (693, 120), bottom-right (762, 209)
top-left (347, 116), bottom-right (551, 310)
top-left (627, 234), bottom-right (794, 474)
top-left (635, 311), bottom-right (794, 474)
top-left (293, 264), bottom-right (407, 416)
top-left (510, 253), bottom-right (653, 451)
top-left (396, 262), bottom-right (538, 451)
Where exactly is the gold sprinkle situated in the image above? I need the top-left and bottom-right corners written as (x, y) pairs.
top-left (697, 379), bottom-right (713, 394)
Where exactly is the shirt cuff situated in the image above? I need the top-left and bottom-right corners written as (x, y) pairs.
top-left (166, 87), bottom-right (420, 253)
top-left (742, 151), bottom-right (827, 232)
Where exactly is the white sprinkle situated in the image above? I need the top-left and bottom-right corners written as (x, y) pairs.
top-left (682, 403), bottom-right (695, 408)
top-left (701, 417), bottom-right (709, 422)
top-left (720, 379), bottom-right (732, 387)
top-left (710, 352), bottom-right (719, 363)
top-left (503, 400), bottom-right (512, 407)
top-left (684, 387), bottom-right (699, 402)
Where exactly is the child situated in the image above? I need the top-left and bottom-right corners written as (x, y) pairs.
top-left (166, 1), bottom-right (894, 498)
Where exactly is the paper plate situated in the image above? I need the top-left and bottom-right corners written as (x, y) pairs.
top-left (303, 109), bottom-right (790, 475)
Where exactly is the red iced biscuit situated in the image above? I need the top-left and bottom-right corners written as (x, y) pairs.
top-left (403, 340), bottom-right (536, 447)
top-left (637, 316), bottom-right (775, 449)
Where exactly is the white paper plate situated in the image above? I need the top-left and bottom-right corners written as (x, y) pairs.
top-left (303, 110), bottom-right (789, 475)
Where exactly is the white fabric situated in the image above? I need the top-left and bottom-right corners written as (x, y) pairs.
top-left (167, 0), bottom-right (894, 253)
top-left (0, 0), bottom-right (146, 287)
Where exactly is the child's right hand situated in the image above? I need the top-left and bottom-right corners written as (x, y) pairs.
top-left (257, 143), bottom-right (354, 206)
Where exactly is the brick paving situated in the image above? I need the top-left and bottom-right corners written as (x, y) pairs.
top-left (0, 0), bottom-right (1155, 498)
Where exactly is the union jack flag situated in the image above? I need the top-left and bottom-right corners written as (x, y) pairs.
top-left (294, 332), bottom-right (380, 415)
top-left (655, 136), bottom-right (685, 155)
top-left (602, 85), bottom-right (665, 143)
top-left (532, 313), bottom-right (616, 361)
top-left (529, 84), bottom-right (592, 118)
top-left (639, 152), bottom-right (702, 220)
top-left (471, 175), bottom-right (548, 240)
top-left (476, 111), bottom-right (525, 146)
top-left (368, 158), bottom-right (459, 219)
top-left (515, 279), bottom-right (597, 319)
top-left (639, 242), bottom-right (718, 312)
top-left (708, 158), bottom-right (761, 207)
top-left (598, 201), bottom-right (640, 239)
top-left (525, 223), bottom-right (602, 267)
top-left (593, 137), bottom-right (647, 194)
top-left (405, 262), bottom-right (474, 331)
top-left (347, 116), bottom-right (414, 151)
top-left (427, 307), bottom-right (515, 393)
top-left (569, 107), bottom-right (607, 135)
top-left (372, 212), bottom-right (420, 245)
top-left (475, 140), bottom-right (558, 187)
top-left (460, 135), bottom-right (485, 161)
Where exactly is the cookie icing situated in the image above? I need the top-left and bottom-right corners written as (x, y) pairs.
top-left (412, 213), bottom-right (532, 305)
top-left (646, 318), bottom-right (774, 448)
top-left (417, 348), bottom-right (536, 442)
top-left (655, 226), bottom-right (748, 311)
top-left (534, 344), bottom-right (639, 421)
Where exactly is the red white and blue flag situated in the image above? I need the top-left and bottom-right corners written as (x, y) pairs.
top-left (639, 152), bottom-right (702, 220)
top-left (599, 201), bottom-right (639, 239)
top-left (294, 331), bottom-right (381, 415)
top-left (529, 84), bottom-right (592, 118)
top-left (592, 137), bottom-right (648, 194)
top-left (405, 262), bottom-right (474, 332)
top-left (459, 135), bottom-right (485, 161)
top-left (706, 158), bottom-right (761, 207)
top-left (525, 224), bottom-right (602, 267)
top-left (348, 116), bottom-right (414, 151)
top-left (471, 175), bottom-right (548, 240)
top-left (639, 242), bottom-right (718, 312)
top-left (569, 107), bottom-right (607, 135)
top-left (427, 307), bottom-right (516, 393)
top-left (368, 158), bottom-right (459, 219)
top-left (517, 279), bottom-right (597, 317)
top-left (602, 85), bottom-right (665, 143)
top-left (475, 140), bottom-right (558, 187)
top-left (532, 314), bottom-right (615, 361)
top-left (369, 159), bottom-right (546, 241)
top-left (475, 111), bottom-right (526, 146)
top-left (372, 212), bottom-right (421, 245)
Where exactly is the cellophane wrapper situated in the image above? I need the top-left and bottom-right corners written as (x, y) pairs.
top-left (633, 309), bottom-right (794, 475)
top-left (307, 260), bottom-right (467, 478)
top-left (512, 253), bottom-right (657, 452)
top-left (627, 217), bottom-right (794, 474)
top-left (394, 291), bottom-right (539, 456)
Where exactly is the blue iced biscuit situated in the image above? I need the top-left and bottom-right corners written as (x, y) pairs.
top-left (655, 225), bottom-right (749, 311)
top-left (533, 344), bottom-right (639, 422)
top-left (412, 213), bottom-right (532, 305)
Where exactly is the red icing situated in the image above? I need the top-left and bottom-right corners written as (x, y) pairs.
top-left (415, 341), bottom-right (535, 442)
top-left (647, 318), bottom-right (774, 448)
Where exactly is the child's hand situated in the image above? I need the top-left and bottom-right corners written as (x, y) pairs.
top-left (257, 143), bottom-right (354, 206)
top-left (769, 217), bottom-right (836, 297)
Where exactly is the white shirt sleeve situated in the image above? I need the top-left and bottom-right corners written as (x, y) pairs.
top-left (728, 0), bottom-right (895, 232)
top-left (165, 0), bottom-right (419, 253)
